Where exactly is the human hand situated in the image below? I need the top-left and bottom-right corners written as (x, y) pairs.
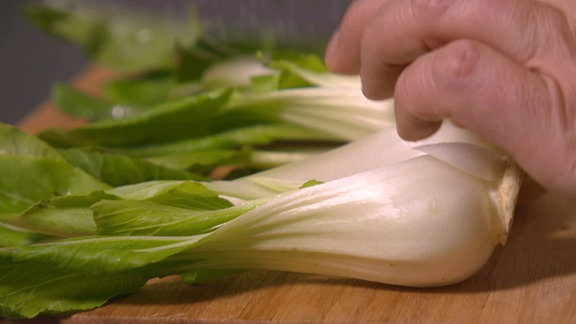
top-left (325, 0), bottom-right (576, 199)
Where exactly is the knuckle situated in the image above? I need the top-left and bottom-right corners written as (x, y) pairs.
top-left (432, 40), bottom-right (482, 85)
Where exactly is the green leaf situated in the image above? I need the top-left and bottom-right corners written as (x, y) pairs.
top-left (173, 39), bottom-right (238, 83)
top-left (299, 179), bottom-right (324, 189)
top-left (52, 84), bottom-right (126, 122)
top-left (0, 155), bottom-right (109, 215)
top-left (267, 51), bottom-right (328, 73)
top-left (145, 149), bottom-right (250, 172)
top-left (93, 198), bottom-right (255, 236)
top-left (102, 72), bottom-right (175, 108)
top-left (0, 257), bottom-right (149, 319)
top-left (58, 148), bottom-right (204, 186)
top-left (104, 180), bottom-right (233, 209)
top-left (135, 181), bottom-right (233, 210)
top-left (101, 123), bottom-right (331, 176)
top-left (114, 124), bottom-right (326, 157)
top-left (0, 222), bottom-right (52, 247)
top-left (8, 180), bottom-right (233, 238)
top-left (0, 123), bottom-right (64, 160)
top-left (0, 235), bottom-right (207, 319)
top-left (93, 180), bottom-right (251, 236)
top-left (0, 235), bottom-right (203, 318)
top-left (250, 73), bottom-right (283, 93)
top-left (265, 52), bottom-right (327, 89)
top-left (38, 89), bottom-right (240, 147)
top-left (2, 235), bottom-right (202, 273)
top-left (9, 191), bottom-right (115, 238)
top-left (0, 123), bottom-right (109, 234)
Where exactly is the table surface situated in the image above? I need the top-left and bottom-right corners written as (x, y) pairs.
top-left (13, 65), bottom-right (576, 324)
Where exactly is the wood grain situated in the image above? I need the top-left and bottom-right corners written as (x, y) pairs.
top-left (18, 65), bottom-right (119, 134)
top-left (12, 67), bottom-right (576, 324)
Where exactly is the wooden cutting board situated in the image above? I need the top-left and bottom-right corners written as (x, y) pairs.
top-left (13, 65), bottom-right (576, 324)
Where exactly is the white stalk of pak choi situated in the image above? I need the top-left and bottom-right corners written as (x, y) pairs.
top-left (196, 121), bottom-right (521, 287)
top-left (0, 121), bottom-right (520, 320)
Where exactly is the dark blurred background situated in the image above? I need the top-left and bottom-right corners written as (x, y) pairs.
top-left (0, 0), bottom-right (351, 125)
top-left (0, 0), bottom-right (89, 125)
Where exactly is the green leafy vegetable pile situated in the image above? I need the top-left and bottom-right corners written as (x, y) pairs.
top-left (24, 1), bottom-right (393, 184)
top-left (0, 3), bottom-right (395, 319)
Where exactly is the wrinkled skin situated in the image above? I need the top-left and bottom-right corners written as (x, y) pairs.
top-left (325, 0), bottom-right (576, 199)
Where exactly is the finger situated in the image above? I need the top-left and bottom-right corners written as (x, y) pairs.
top-left (359, 0), bottom-right (576, 99)
top-left (392, 39), bottom-right (576, 195)
top-left (325, 0), bottom-right (386, 74)
top-left (394, 39), bottom-right (547, 150)
top-left (538, 0), bottom-right (576, 30)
